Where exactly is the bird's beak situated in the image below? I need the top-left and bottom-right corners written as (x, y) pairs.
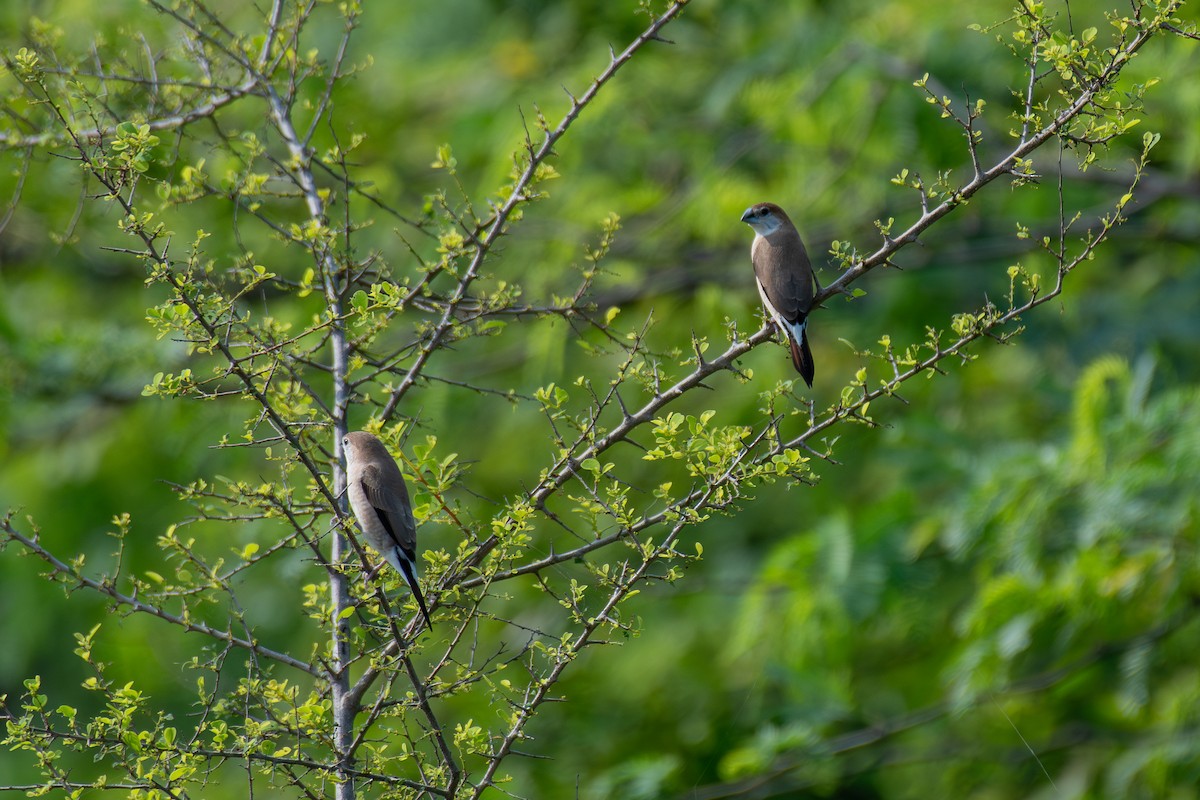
top-left (740, 208), bottom-right (754, 223)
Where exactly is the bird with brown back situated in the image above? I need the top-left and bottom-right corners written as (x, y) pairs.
top-left (342, 431), bottom-right (433, 631)
top-left (740, 202), bottom-right (817, 387)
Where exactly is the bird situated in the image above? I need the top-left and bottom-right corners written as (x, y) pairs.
top-left (740, 202), bottom-right (817, 387)
top-left (342, 430), bottom-right (433, 631)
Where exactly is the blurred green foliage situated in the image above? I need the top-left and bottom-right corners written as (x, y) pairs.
top-left (2, 0), bottom-right (1200, 798)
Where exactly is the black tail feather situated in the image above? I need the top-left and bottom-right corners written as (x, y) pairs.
top-left (789, 330), bottom-right (815, 388)
top-left (396, 556), bottom-right (434, 632)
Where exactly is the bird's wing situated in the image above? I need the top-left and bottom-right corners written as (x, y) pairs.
top-left (753, 235), bottom-right (814, 324)
top-left (358, 463), bottom-right (416, 554)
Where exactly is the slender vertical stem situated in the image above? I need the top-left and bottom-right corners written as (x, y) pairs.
top-left (252, 2), bottom-right (357, 793)
top-left (330, 334), bottom-right (353, 800)
top-left (260, 76), bottom-right (356, 800)
top-left (329, 301), bottom-right (352, 800)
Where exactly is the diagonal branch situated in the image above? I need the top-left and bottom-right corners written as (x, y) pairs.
top-left (1, 513), bottom-right (319, 677)
top-left (377, 0), bottom-right (691, 423)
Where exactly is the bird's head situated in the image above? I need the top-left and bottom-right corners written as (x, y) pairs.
top-left (740, 202), bottom-right (790, 236)
top-left (343, 430), bottom-right (391, 463)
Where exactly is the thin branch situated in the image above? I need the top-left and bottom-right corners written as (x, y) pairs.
top-left (1, 514), bottom-right (320, 677)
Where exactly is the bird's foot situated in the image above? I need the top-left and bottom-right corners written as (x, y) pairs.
top-left (363, 561), bottom-right (385, 585)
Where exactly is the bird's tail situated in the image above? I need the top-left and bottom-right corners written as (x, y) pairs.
top-left (395, 551), bottom-right (434, 632)
top-left (789, 326), bottom-right (815, 388)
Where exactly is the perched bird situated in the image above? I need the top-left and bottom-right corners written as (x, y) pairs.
top-left (342, 431), bottom-right (433, 631)
top-left (740, 202), bottom-right (817, 387)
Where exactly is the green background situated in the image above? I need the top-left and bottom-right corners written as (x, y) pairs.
top-left (3, 1), bottom-right (1200, 797)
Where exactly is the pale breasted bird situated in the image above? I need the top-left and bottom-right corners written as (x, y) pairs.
top-left (342, 431), bottom-right (433, 631)
top-left (740, 202), bottom-right (817, 387)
